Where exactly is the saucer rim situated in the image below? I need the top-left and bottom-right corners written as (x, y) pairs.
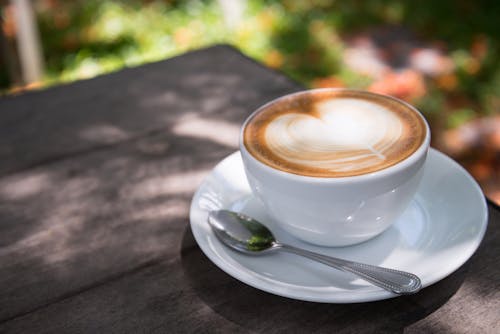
top-left (189, 148), bottom-right (488, 303)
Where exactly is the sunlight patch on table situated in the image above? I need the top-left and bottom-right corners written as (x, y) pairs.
top-left (0, 172), bottom-right (52, 200)
top-left (80, 124), bottom-right (129, 144)
top-left (122, 169), bottom-right (209, 200)
top-left (128, 199), bottom-right (190, 221)
top-left (172, 113), bottom-right (239, 148)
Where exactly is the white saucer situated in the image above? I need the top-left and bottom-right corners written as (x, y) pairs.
top-left (189, 149), bottom-right (488, 303)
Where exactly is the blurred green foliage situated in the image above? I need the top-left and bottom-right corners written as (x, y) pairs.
top-left (35, 0), bottom-right (227, 83)
top-left (3, 0), bottom-right (499, 128)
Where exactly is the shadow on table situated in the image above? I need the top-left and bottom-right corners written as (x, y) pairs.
top-left (180, 225), bottom-right (468, 333)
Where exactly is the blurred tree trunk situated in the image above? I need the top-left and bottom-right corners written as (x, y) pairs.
top-left (11, 0), bottom-right (44, 84)
top-left (217, 0), bottom-right (245, 29)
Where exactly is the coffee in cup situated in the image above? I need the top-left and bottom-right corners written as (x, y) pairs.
top-left (240, 89), bottom-right (430, 246)
top-left (243, 89), bottom-right (426, 178)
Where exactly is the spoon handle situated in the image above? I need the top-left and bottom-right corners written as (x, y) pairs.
top-left (278, 244), bottom-right (422, 294)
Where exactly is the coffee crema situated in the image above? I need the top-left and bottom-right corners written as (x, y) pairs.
top-left (243, 90), bottom-right (426, 177)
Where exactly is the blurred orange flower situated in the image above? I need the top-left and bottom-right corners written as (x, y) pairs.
top-left (311, 76), bottom-right (345, 89)
top-left (436, 73), bottom-right (458, 91)
top-left (368, 69), bottom-right (426, 101)
top-left (464, 58), bottom-right (481, 75)
top-left (471, 35), bottom-right (488, 60)
top-left (264, 50), bottom-right (284, 68)
top-left (173, 28), bottom-right (194, 48)
top-left (257, 10), bottom-right (275, 30)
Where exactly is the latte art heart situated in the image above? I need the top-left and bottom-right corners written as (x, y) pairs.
top-left (265, 99), bottom-right (403, 172)
top-left (243, 90), bottom-right (426, 177)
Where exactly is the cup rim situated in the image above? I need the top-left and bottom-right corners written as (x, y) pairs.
top-left (239, 88), bottom-right (431, 184)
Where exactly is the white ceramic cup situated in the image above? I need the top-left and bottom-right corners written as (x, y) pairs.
top-left (240, 89), bottom-right (431, 247)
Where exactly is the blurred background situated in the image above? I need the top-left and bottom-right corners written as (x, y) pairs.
top-left (1, 0), bottom-right (499, 203)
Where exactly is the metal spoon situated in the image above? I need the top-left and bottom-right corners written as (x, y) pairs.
top-left (208, 210), bottom-right (422, 295)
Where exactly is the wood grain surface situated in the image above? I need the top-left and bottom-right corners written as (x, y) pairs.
top-left (0, 45), bottom-right (498, 333)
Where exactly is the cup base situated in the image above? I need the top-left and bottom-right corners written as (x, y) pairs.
top-left (272, 219), bottom-right (392, 247)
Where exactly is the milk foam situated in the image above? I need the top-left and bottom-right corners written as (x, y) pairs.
top-left (264, 99), bottom-right (403, 172)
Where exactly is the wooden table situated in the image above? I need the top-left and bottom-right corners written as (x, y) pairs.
top-left (0, 46), bottom-right (498, 333)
